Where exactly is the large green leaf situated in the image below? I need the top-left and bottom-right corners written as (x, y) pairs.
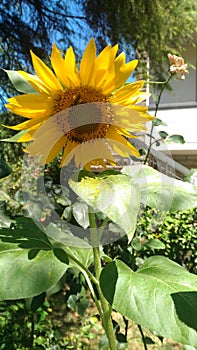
top-left (46, 222), bottom-right (91, 248)
top-left (0, 217), bottom-right (68, 300)
top-left (100, 256), bottom-right (197, 346)
top-left (69, 174), bottom-right (140, 241)
top-left (122, 165), bottom-right (197, 211)
top-left (5, 70), bottom-right (37, 94)
top-left (65, 246), bottom-right (94, 269)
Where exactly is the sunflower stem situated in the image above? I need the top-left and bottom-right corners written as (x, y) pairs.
top-left (89, 210), bottom-right (117, 350)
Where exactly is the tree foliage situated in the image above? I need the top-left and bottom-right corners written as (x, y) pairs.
top-left (81, 0), bottom-right (197, 80)
top-left (0, 0), bottom-right (86, 103)
top-left (1, 0), bottom-right (196, 100)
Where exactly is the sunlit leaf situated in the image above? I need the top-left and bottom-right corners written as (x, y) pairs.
top-left (122, 165), bottom-right (197, 211)
top-left (4, 70), bottom-right (37, 93)
top-left (100, 256), bottom-right (197, 346)
top-left (166, 134), bottom-right (185, 144)
top-left (72, 202), bottom-right (90, 229)
top-left (152, 118), bottom-right (167, 127)
top-left (69, 173), bottom-right (141, 241)
top-left (1, 130), bottom-right (29, 142)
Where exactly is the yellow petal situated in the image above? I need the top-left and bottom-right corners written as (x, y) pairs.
top-left (80, 38), bottom-right (96, 86)
top-left (107, 128), bottom-right (140, 158)
top-left (44, 136), bottom-right (66, 164)
top-left (51, 44), bottom-right (73, 88)
top-left (95, 45), bottom-right (112, 70)
top-left (18, 130), bottom-right (35, 142)
top-left (74, 139), bottom-right (115, 168)
top-left (6, 94), bottom-right (54, 118)
top-left (111, 81), bottom-right (145, 103)
top-left (94, 44), bottom-right (119, 91)
top-left (30, 50), bottom-right (63, 91)
top-left (111, 105), bottom-right (142, 124)
top-left (114, 52), bottom-right (126, 70)
top-left (27, 126), bottom-right (65, 163)
top-left (103, 59), bottom-right (138, 94)
top-left (60, 141), bottom-right (77, 167)
top-left (64, 46), bottom-right (80, 87)
top-left (5, 115), bottom-right (48, 131)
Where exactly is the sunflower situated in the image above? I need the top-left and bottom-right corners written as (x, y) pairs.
top-left (5, 38), bottom-right (152, 169)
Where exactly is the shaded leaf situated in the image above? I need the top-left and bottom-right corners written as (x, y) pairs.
top-left (53, 247), bottom-right (69, 265)
top-left (0, 217), bottom-right (68, 300)
top-left (0, 245), bottom-right (67, 300)
top-left (30, 292), bottom-right (46, 312)
top-left (0, 161), bottom-right (12, 179)
top-left (159, 131), bottom-right (168, 139)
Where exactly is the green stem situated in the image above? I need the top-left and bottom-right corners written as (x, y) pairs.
top-left (89, 210), bottom-right (117, 350)
top-left (66, 252), bottom-right (98, 285)
top-left (98, 217), bottom-right (109, 242)
top-left (144, 79), bottom-right (169, 85)
top-left (144, 75), bottom-right (172, 165)
top-left (82, 269), bottom-right (103, 317)
top-left (93, 246), bottom-right (116, 350)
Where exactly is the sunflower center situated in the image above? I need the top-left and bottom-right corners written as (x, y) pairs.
top-left (54, 87), bottom-right (113, 144)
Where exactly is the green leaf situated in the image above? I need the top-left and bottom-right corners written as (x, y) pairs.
top-left (131, 237), bottom-right (143, 251)
top-left (0, 247), bottom-right (67, 300)
top-left (0, 204), bottom-right (13, 228)
top-left (152, 118), bottom-right (167, 127)
top-left (0, 217), bottom-right (68, 300)
top-left (65, 246), bottom-right (94, 269)
top-left (1, 130), bottom-right (29, 142)
top-left (159, 131), bottom-right (168, 139)
top-left (67, 294), bottom-right (91, 316)
top-left (30, 292), bottom-right (46, 312)
top-left (53, 247), bottom-right (69, 265)
top-left (122, 165), bottom-right (197, 211)
top-left (69, 173), bottom-right (141, 241)
top-left (72, 202), bottom-right (90, 229)
top-left (0, 161), bottom-right (12, 179)
top-left (100, 256), bottom-right (197, 347)
top-left (4, 70), bottom-right (37, 94)
top-left (63, 205), bottom-right (73, 221)
top-left (184, 169), bottom-right (197, 184)
top-left (145, 238), bottom-right (165, 250)
top-left (166, 134), bottom-right (185, 144)
top-left (46, 222), bottom-right (91, 248)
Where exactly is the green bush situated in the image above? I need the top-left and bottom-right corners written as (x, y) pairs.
top-left (136, 207), bottom-right (197, 273)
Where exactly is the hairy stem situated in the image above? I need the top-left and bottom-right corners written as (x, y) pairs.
top-left (89, 210), bottom-right (116, 350)
top-left (144, 75), bottom-right (172, 164)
